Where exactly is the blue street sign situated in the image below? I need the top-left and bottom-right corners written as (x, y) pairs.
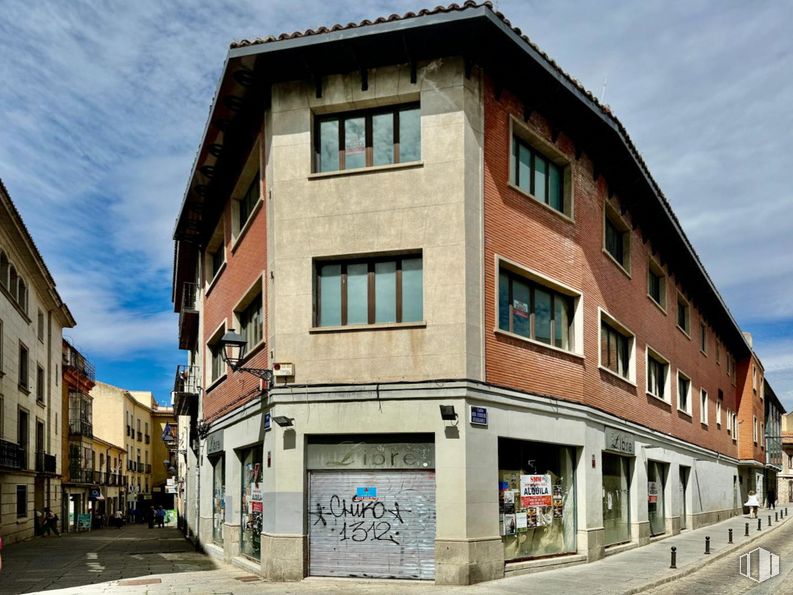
top-left (470, 406), bottom-right (488, 426)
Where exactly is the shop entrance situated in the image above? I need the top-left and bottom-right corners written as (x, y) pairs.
top-left (648, 461), bottom-right (667, 536)
top-left (211, 454), bottom-right (224, 545)
top-left (602, 453), bottom-right (631, 546)
top-left (679, 466), bottom-right (690, 530)
top-left (498, 438), bottom-right (577, 560)
top-left (308, 470), bottom-right (436, 579)
top-left (240, 445), bottom-right (263, 560)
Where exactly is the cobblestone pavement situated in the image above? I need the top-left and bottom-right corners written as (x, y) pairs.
top-left (642, 508), bottom-right (793, 595)
top-left (0, 509), bottom-right (790, 594)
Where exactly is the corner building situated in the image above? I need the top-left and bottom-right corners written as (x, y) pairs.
top-left (172, 2), bottom-right (763, 584)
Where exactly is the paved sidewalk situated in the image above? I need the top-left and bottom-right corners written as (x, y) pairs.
top-left (1, 508), bottom-right (789, 594)
top-left (467, 507), bottom-right (791, 595)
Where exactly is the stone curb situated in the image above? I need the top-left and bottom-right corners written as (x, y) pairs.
top-left (623, 514), bottom-right (791, 594)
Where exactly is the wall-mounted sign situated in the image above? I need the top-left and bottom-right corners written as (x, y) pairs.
top-left (307, 441), bottom-right (434, 470)
top-left (273, 362), bottom-right (294, 377)
top-left (206, 431), bottom-right (224, 455)
top-left (605, 427), bottom-right (635, 456)
top-left (470, 406), bottom-right (488, 426)
top-left (264, 412), bottom-right (271, 432)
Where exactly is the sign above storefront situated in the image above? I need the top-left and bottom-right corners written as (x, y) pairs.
top-left (207, 431), bottom-right (224, 455)
top-left (470, 406), bottom-right (488, 426)
top-left (307, 441), bottom-right (434, 470)
top-left (605, 427), bottom-right (635, 456)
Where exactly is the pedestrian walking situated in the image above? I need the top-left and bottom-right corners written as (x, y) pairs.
top-left (745, 490), bottom-right (760, 518)
top-left (42, 507), bottom-right (60, 536)
top-left (155, 506), bottom-right (165, 528)
top-left (768, 490), bottom-right (777, 510)
top-left (146, 506), bottom-right (155, 529)
top-left (114, 509), bottom-right (124, 529)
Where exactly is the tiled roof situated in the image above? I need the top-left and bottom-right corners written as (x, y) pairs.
top-left (228, 2), bottom-right (729, 329)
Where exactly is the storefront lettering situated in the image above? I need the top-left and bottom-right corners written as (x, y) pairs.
top-left (605, 428), bottom-right (635, 455)
top-left (307, 442), bottom-right (434, 470)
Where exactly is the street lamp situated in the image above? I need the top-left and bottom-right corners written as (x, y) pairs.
top-left (219, 328), bottom-right (273, 383)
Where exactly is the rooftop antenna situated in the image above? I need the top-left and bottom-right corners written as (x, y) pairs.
top-left (599, 73), bottom-right (609, 103)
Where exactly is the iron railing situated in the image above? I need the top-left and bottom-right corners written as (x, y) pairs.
top-left (181, 281), bottom-right (198, 312)
top-left (62, 340), bottom-right (96, 382)
top-left (0, 439), bottom-right (24, 469)
top-left (35, 451), bottom-right (56, 474)
top-left (69, 468), bottom-right (94, 484)
top-left (174, 364), bottom-right (201, 394)
top-left (69, 418), bottom-right (93, 438)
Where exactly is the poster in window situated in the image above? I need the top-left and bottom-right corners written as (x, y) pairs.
top-left (648, 481), bottom-right (659, 503)
top-left (501, 488), bottom-right (515, 514)
top-left (502, 513), bottom-right (517, 536)
top-left (513, 300), bottom-right (529, 319)
top-left (520, 474), bottom-right (553, 508)
top-left (515, 512), bottom-right (528, 531)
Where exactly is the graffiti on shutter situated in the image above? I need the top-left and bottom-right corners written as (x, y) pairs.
top-left (308, 470), bottom-right (435, 579)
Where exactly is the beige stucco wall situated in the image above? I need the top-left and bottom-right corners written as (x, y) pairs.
top-left (265, 57), bottom-right (483, 386)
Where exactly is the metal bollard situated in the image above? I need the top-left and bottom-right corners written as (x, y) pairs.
top-left (670, 546), bottom-right (677, 569)
top-left (758, 518), bottom-right (762, 531)
top-left (745, 522), bottom-right (749, 536)
top-left (768, 515), bottom-right (772, 527)
top-left (728, 528), bottom-right (733, 544)
top-left (705, 536), bottom-right (711, 554)
top-left (776, 512), bottom-right (779, 522)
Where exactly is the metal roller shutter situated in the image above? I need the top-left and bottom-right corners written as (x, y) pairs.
top-left (308, 470), bottom-right (436, 579)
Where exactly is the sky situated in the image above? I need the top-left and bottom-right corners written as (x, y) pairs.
top-left (0, 1), bottom-right (791, 410)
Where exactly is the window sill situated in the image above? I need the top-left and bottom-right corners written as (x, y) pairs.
top-left (204, 373), bottom-right (228, 394)
top-left (677, 408), bottom-right (693, 418)
top-left (0, 284), bottom-right (32, 323)
top-left (205, 262), bottom-right (227, 298)
top-left (700, 349), bottom-right (708, 357)
top-left (494, 328), bottom-right (584, 360)
top-left (602, 249), bottom-right (632, 279)
top-left (36, 399), bottom-right (45, 409)
top-left (507, 181), bottom-right (574, 224)
top-left (676, 325), bottom-right (691, 340)
top-left (19, 384), bottom-right (30, 395)
top-left (231, 199), bottom-right (263, 255)
top-left (647, 294), bottom-right (667, 315)
top-left (598, 365), bottom-right (637, 387)
top-left (309, 160), bottom-right (423, 180)
top-left (646, 391), bottom-right (671, 406)
top-left (310, 321), bottom-right (426, 334)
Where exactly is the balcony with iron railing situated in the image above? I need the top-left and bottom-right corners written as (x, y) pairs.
top-left (137, 431), bottom-right (142, 442)
top-left (145, 434), bottom-right (150, 444)
top-left (35, 451), bottom-right (57, 474)
top-left (69, 418), bottom-right (93, 438)
top-left (69, 467), bottom-right (94, 484)
top-left (173, 364), bottom-right (200, 416)
top-left (178, 281), bottom-right (199, 350)
top-left (0, 439), bottom-right (25, 470)
top-left (63, 340), bottom-right (96, 382)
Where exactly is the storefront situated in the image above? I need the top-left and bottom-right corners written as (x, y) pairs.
top-left (240, 444), bottom-right (263, 560)
top-left (602, 428), bottom-right (634, 546)
top-left (207, 430), bottom-right (225, 546)
top-left (498, 438), bottom-right (576, 560)
top-left (647, 460), bottom-right (667, 536)
top-left (306, 435), bottom-right (436, 580)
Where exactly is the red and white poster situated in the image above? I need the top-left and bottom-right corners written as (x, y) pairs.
top-left (520, 474), bottom-right (553, 507)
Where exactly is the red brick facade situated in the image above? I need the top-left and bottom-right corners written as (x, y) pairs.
top-left (482, 76), bottom-right (740, 456)
top-left (202, 133), bottom-right (268, 422)
top-left (736, 355), bottom-right (765, 462)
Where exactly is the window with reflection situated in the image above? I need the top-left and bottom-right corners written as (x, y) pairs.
top-left (498, 269), bottom-right (573, 351)
top-left (316, 255), bottom-right (422, 327)
top-left (315, 104), bottom-right (420, 172)
top-left (511, 136), bottom-right (566, 214)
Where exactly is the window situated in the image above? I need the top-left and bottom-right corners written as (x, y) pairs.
top-left (17, 278), bottom-right (27, 313)
top-left (498, 268), bottom-right (574, 351)
top-left (717, 390), bottom-right (723, 427)
top-left (604, 205), bottom-right (630, 272)
top-left (600, 313), bottom-right (633, 380)
top-left (0, 251), bottom-right (7, 288)
top-left (206, 221), bottom-right (225, 283)
top-left (647, 260), bottom-right (666, 309)
top-left (210, 245), bottom-right (224, 279)
top-left (700, 323), bottom-right (707, 353)
top-left (753, 416), bottom-right (758, 443)
top-left (646, 348), bottom-right (669, 401)
top-left (677, 294), bottom-right (690, 334)
top-left (37, 310), bottom-right (44, 342)
top-left (700, 390), bottom-right (708, 425)
top-left (238, 172), bottom-right (260, 231)
top-left (36, 365), bottom-right (45, 402)
top-left (316, 255), bottom-right (423, 327)
top-left (716, 341), bottom-right (720, 365)
top-left (677, 372), bottom-right (691, 414)
top-left (511, 135), bottom-right (566, 214)
top-left (731, 411), bottom-right (737, 438)
top-left (16, 485), bottom-right (27, 518)
top-left (315, 103), bottom-right (420, 172)
top-left (239, 293), bottom-right (263, 350)
top-left (18, 342), bottom-right (29, 390)
top-left (208, 325), bottom-right (226, 383)
top-left (0, 318), bottom-right (3, 375)
top-left (752, 365), bottom-right (757, 392)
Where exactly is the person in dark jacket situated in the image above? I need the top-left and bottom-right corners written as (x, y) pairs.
top-left (146, 506), bottom-right (155, 529)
